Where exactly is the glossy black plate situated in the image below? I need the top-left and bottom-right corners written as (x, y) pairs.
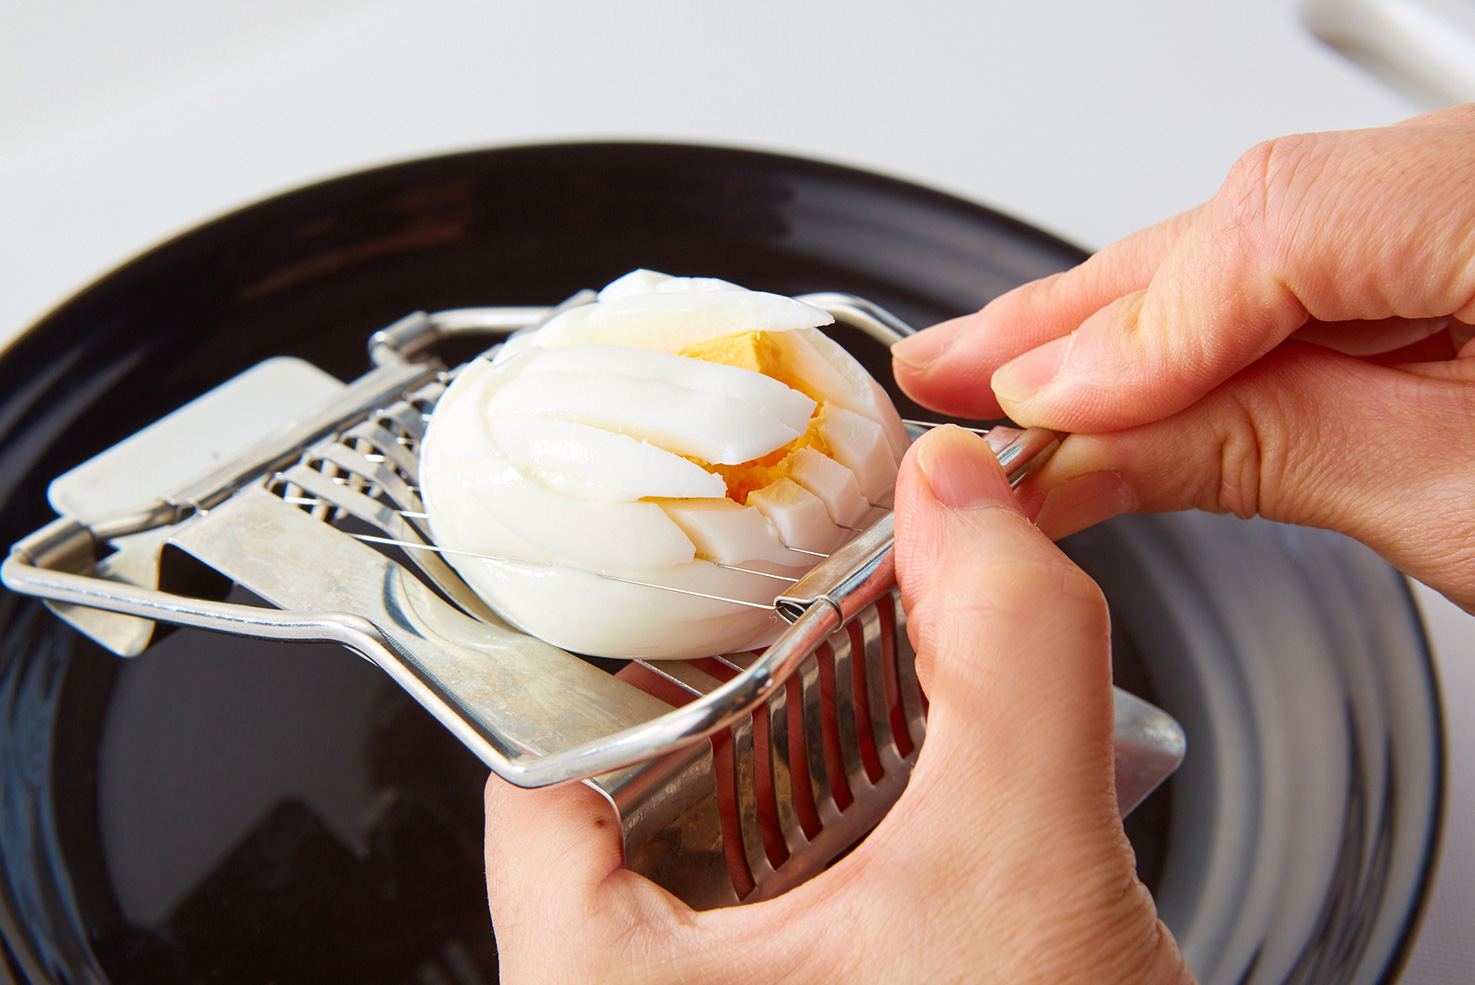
top-left (0, 143), bottom-right (1441, 985)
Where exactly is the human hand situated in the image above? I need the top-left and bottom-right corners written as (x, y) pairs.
top-left (483, 426), bottom-right (1192, 985)
top-left (892, 106), bottom-right (1475, 613)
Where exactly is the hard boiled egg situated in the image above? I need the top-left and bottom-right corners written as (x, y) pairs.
top-left (419, 271), bottom-right (908, 660)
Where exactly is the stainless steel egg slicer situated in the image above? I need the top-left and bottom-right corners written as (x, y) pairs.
top-left (3, 291), bottom-right (1185, 909)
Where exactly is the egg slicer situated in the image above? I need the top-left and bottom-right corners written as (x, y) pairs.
top-left (3, 291), bottom-right (1185, 910)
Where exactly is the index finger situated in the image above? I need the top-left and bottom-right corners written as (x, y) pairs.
top-left (992, 114), bottom-right (1475, 431)
top-left (892, 206), bottom-right (1202, 420)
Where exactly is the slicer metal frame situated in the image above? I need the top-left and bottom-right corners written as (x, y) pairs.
top-left (3, 292), bottom-right (1185, 908)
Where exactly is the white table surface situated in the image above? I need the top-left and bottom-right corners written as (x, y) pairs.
top-left (1, 1), bottom-right (1469, 981)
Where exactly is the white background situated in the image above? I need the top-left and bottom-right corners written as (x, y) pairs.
top-left (0, 1), bottom-right (1469, 981)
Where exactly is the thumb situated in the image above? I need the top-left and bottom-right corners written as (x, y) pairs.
top-left (1024, 344), bottom-right (1475, 612)
top-left (875, 426), bottom-right (1176, 981)
top-left (483, 777), bottom-right (691, 981)
top-left (891, 426), bottom-right (1118, 816)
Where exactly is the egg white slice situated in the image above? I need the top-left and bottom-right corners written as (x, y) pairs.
top-left (452, 558), bottom-right (785, 660)
top-left (426, 458), bottom-right (792, 659)
top-left (748, 478), bottom-right (848, 554)
top-left (819, 407), bottom-right (898, 505)
top-left (518, 343), bottom-right (818, 429)
top-left (457, 458), bottom-right (697, 572)
top-left (499, 286), bottom-right (833, 358)
top-left (787, 447), bottom-right (872, 527)
top-left (489, 371), bottom-right (804, 465)
top-left (486, 416), bottom-right (725, 501)
top-left (597, 269), bottom-right (746, 300)
top-left (773, 328), bottom-right (911, 462)
top-left (657, 498), bottom-right (813, 567)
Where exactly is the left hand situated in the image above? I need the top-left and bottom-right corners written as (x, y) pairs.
top-left (483, 426), bottom-right (1192, 985)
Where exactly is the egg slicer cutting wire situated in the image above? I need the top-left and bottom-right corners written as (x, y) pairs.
top-left (3, 291), bottom-right (1186, 909)
top-left (277, 421), bottom-right (1041, 609)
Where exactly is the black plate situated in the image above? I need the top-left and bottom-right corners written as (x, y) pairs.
top-left (0, 143), bottom-right (1440, 985)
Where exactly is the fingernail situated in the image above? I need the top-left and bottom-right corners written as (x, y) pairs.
top-left (914, 425), bottom-right (1012, 509)
top-left (1033, 470), bottom-right (1137, 540)
top-left (892, 318), bottom-right (965, 370)
top-left (992, 332), bottom-right (1073, 406)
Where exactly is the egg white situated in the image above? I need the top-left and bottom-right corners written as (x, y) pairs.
top-left (419, 271), bottom-right (906, 660)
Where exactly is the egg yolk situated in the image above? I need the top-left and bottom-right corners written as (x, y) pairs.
top-left (678, 331), bottom-right (831, 505)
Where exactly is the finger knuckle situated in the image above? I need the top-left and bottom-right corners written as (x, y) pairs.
top-left (1031, 270), bottom-right (1071, 307)
top-left (1221, 133), bottom-right (1327, 264)
top-left (1207, 379), bottom-right (1298, 520)
top-left (1210, 396), bottom-right (1264, 518)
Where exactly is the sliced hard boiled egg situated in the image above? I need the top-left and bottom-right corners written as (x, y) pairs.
top-left (418, 270), bottom-right (906, 660)
top-left (495, 270), bottom-right (833, 361)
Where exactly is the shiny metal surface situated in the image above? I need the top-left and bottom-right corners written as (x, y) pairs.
top-left (2, 293), bottom-right (1184, 909)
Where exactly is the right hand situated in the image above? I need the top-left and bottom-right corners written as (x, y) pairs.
top-left (892, 105), bottom-right (1475, 612)
top-left (483, 426), bottom-right (1192, 985)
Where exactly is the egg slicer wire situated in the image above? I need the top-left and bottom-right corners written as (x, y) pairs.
top-left (3, 291), bottom-right (1186, 909)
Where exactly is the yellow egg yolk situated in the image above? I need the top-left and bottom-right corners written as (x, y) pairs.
top-left (678, 331), bottom-right (830, 505)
